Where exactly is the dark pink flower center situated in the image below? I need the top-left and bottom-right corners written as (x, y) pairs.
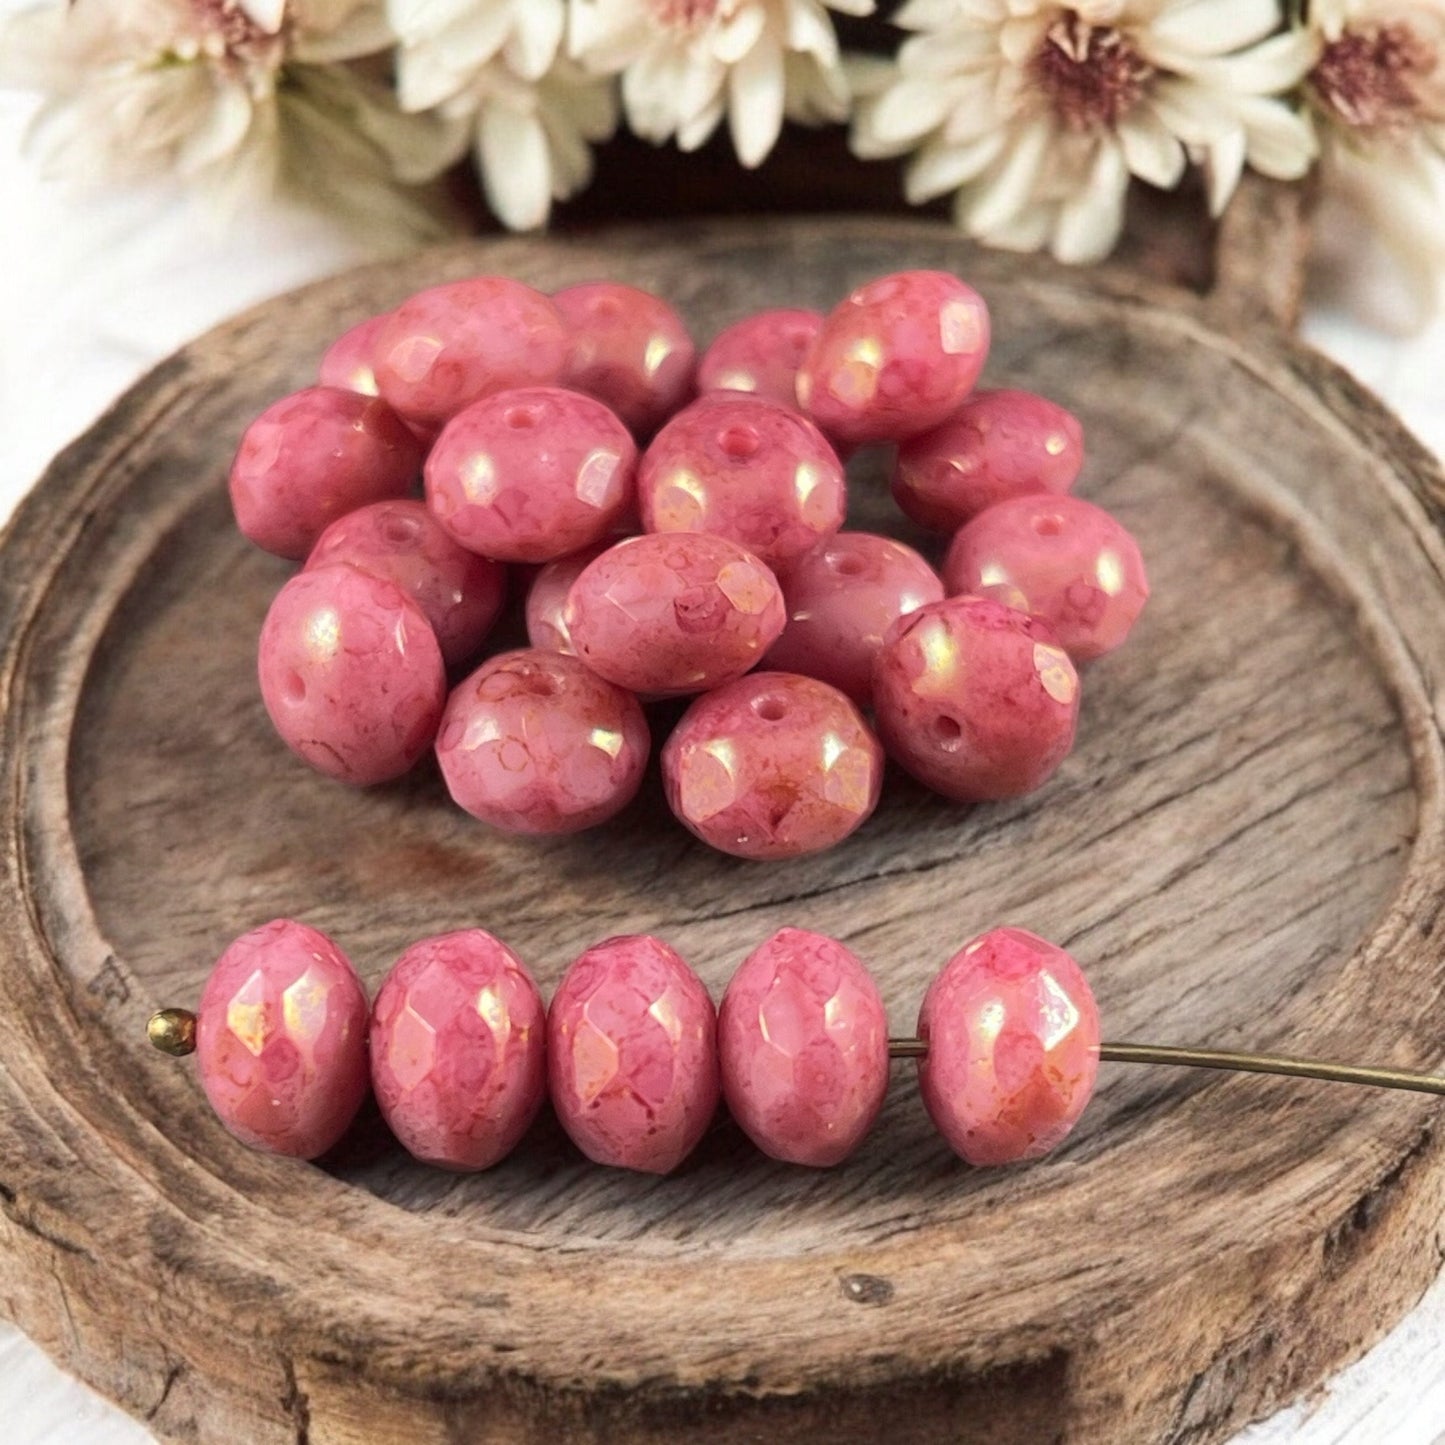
top-left (1032, 16), bottom-right (1155, 132)
top-left (1311, 22), bottom-right (1437, 133)
top-left (650, 0), bottom-right (721, 29)
top-left (190, 0), bottom-right (285, 64)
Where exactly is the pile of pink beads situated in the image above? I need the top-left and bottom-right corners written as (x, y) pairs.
top-left (232, 270), bottom-right (1149, 859)
top-left (182, 917), bottom-right (1098, 1173)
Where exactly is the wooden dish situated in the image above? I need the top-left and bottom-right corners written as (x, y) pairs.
top-left (2, 218), bottom-right (1444, 1445)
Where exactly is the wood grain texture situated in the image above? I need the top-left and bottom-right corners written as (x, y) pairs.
top-left (1, 218), bottom-right (1444, 1445)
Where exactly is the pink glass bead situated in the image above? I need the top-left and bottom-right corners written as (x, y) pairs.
top-left (372, 277), bottom-right (569, 431)
top-left (548, 935), bottom-right (719, 1174)
top-left (565, 533), bottom-right (786, 698)
top-left (524, 543), bottom-right (610, 655)
top-left (663, 671), bottom-right (883, 859)
top-left (258, 564), bottom-right (446, 786)
top-left (718, 928), bottom-right (888, 1166)
top-left (305, 500), bottom-right (506, 668)
top-left (873, 596), bottom-right (1079, 801)
top-left (942, 495), bottom-right (1149, 662)
top-left (425, 386), bottom-right (637, 564)
top-left (893, 389), bottom-right (1085, 533)
top-left (796, 270), bottom-right (990, 448)
top-left (697, 308), bottom-right (824, 407)
top-left (195, 919), bottom-right (369, 1160)
top-left (436, 648), bottom-right (649, 833)
top-left (229, 386), bottom-right (423, 560)
top-left (638, 394), bottom-right (846, 572)
top-left (764, 533), bottom-right (944, 705)
top-left (318, 313), bottom-right (388, 396)
top-left (554, 281), bottom-right (696, 436)
top-left (917, 927), bottom-right (1100, 1166)
top-left (369, 929), bottom-right (547, 1171)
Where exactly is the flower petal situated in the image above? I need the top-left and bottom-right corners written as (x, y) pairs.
top-left (1118, 107), bottom-right (1187, 189)
top-left (477, 97), bottom-right (553, 230)
top-left (904, 131), bottom-right (1007, 200)
top-left (1146, 0), bottom-right (1281, 59)
top-left (729, 32), bottom-right (787, 166)
top-left (1050, 139), bottom-right (1129, 263)
top-left (957, 114), bottom-right (1052, 234)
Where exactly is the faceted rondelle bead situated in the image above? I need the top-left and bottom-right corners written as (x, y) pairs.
top-left (696, 308), bottom-right (824, 408)
top-left (718, 928), bottom-right (889, 1166)
top-left (565, 533), bottom-right (786, 698)
top-left (917, 927), bottom-right (1100, 1166)
top-left (525, 543), bottom-right (610, 655)
top-left (229, 386), bottom-right (423, 560)
top-left (638, 394), bottom-right (846, 572)
top-left (892, 389), bottom-right (1086, 533)
top-left (764, 533), bottom-right (944, 705)
top-left (554, 281), bottom-right (697, 436)
top-left (258, 564), bottom-right (446, 785)
top-left (872, 596), bottom-right (1079, 801)
top-left (796, 270), bottom-right (991, 448)
top-left (436, 648), bottom-right (649, 833)
top-left (425, 386), bottom-right (637, 564)
top-left (662, 671), bottom-right (883, 859)
top-left (195, 919), bottom-right (370, 1160)
top-left (369, 930), bottom-right (547, 1171)
top-left (372, 276), bottom-right (569, 431)
top-left (305, 500), bottom-right (507, 668)
top-left (942, 494), bottom-right (1149, 661)
top-left (548, 935), bottom-right (719, 1173)
top-left (318, 313), bottom-right (388, 396)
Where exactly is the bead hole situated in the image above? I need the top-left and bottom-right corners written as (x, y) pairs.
top-left (752, 696), bottom-right (788, 722)
top-left (382, 514), bottom-right (423, 545)
top-left (506, 404), bottom-right (544, 430)
top-left (719, 425), bottom-right (761, 462)
top-left (590, 295), bottom-right (624, 321)
top-left (830, 552), bottom-right (866, 577)
top-left (281, 670), bottom-right (307, 705)
top-left (933, 714), bottom-right (962, 750)
top-left (1032, 513), bottom-right (1065, 537)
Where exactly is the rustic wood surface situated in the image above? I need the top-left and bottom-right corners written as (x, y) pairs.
top-left (2, 218), bottom-right (1444, 1445)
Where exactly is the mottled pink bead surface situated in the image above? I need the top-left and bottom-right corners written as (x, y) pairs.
top-left (943, 495), bottom-right (1148, 661)
top-left (318, 313), bottom-right (387, 396)
top-left (917, 927), bottom-right (1100, 1166)
top-left (697, 308), bottom-right (824, 407)
top-left (639, 394), bottom-right (846, 571)
top-left (796, 270), bottom-right (990, 448)
top-left (305, 500), bottom-right (506, 668)
top-left (893, 389), bottom-right (1085, 532)
top-left (555, 281), bottom-right (696, 436)
top-left (426, 387), bottom-right (637, 563)
top-left (765, 533), bottom-right (944, 704)
top-left (524, 543), bottom-right (610, 655)
top-left (873, 597), bottom-right (1079, 801)
top-left (258, 564), bottom-right (446, 785)
top-left (548, 935), bottom-right (719, 1173)
top-left (662, 672), bottom-right (882, 859)
top-left (718, 928), bottom-right (888, 1165)
top-left (373, 277), bottom-right (569, 431)
top-left (369, 930), bottom-right (546, 1170)
top-left (436, 648), bottom-right (649, 833)
top-left (195, 919), bottom-right (369, 1160)
top-left (565, 533), bottom-right (785, 697)
top-left (229, 386), bottom-right (422, 560)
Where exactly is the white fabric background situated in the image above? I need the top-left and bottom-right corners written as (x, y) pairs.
top-left (2, 52), bottom-right (1445, 1445)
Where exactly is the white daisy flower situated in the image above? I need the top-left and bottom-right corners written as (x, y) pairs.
top-left (1304, 0), bottom-right (1445, 311)
top-left (851, 0), bottom-right (1317, 265)
top-left (0, 0), bottom-right (454, 240)
top-left (567, 0), bottom-right (875, 169)
top-left (386, 0), bottom-right (617, 229)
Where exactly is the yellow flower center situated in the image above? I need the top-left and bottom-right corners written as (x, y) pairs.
top-left (1311, 23), bottom-right (1437, 134)
top-left (1031, 16), bottom-right (1154, 132)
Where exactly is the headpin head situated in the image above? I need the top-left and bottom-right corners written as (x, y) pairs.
top-left (147, 1008), bottom-right (197, 1057)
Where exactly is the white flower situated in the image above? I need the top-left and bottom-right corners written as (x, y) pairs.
top-left (1303, 0), bottom-right (1445, 312)
top-left (386, 0), bottom-right (618, 229)
top-left (0, 0), bottom-right (454, 241)
top-left (851, 0), bottom-right (1317, 265)
top-left (567, 0), bottom-right (875, 169)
